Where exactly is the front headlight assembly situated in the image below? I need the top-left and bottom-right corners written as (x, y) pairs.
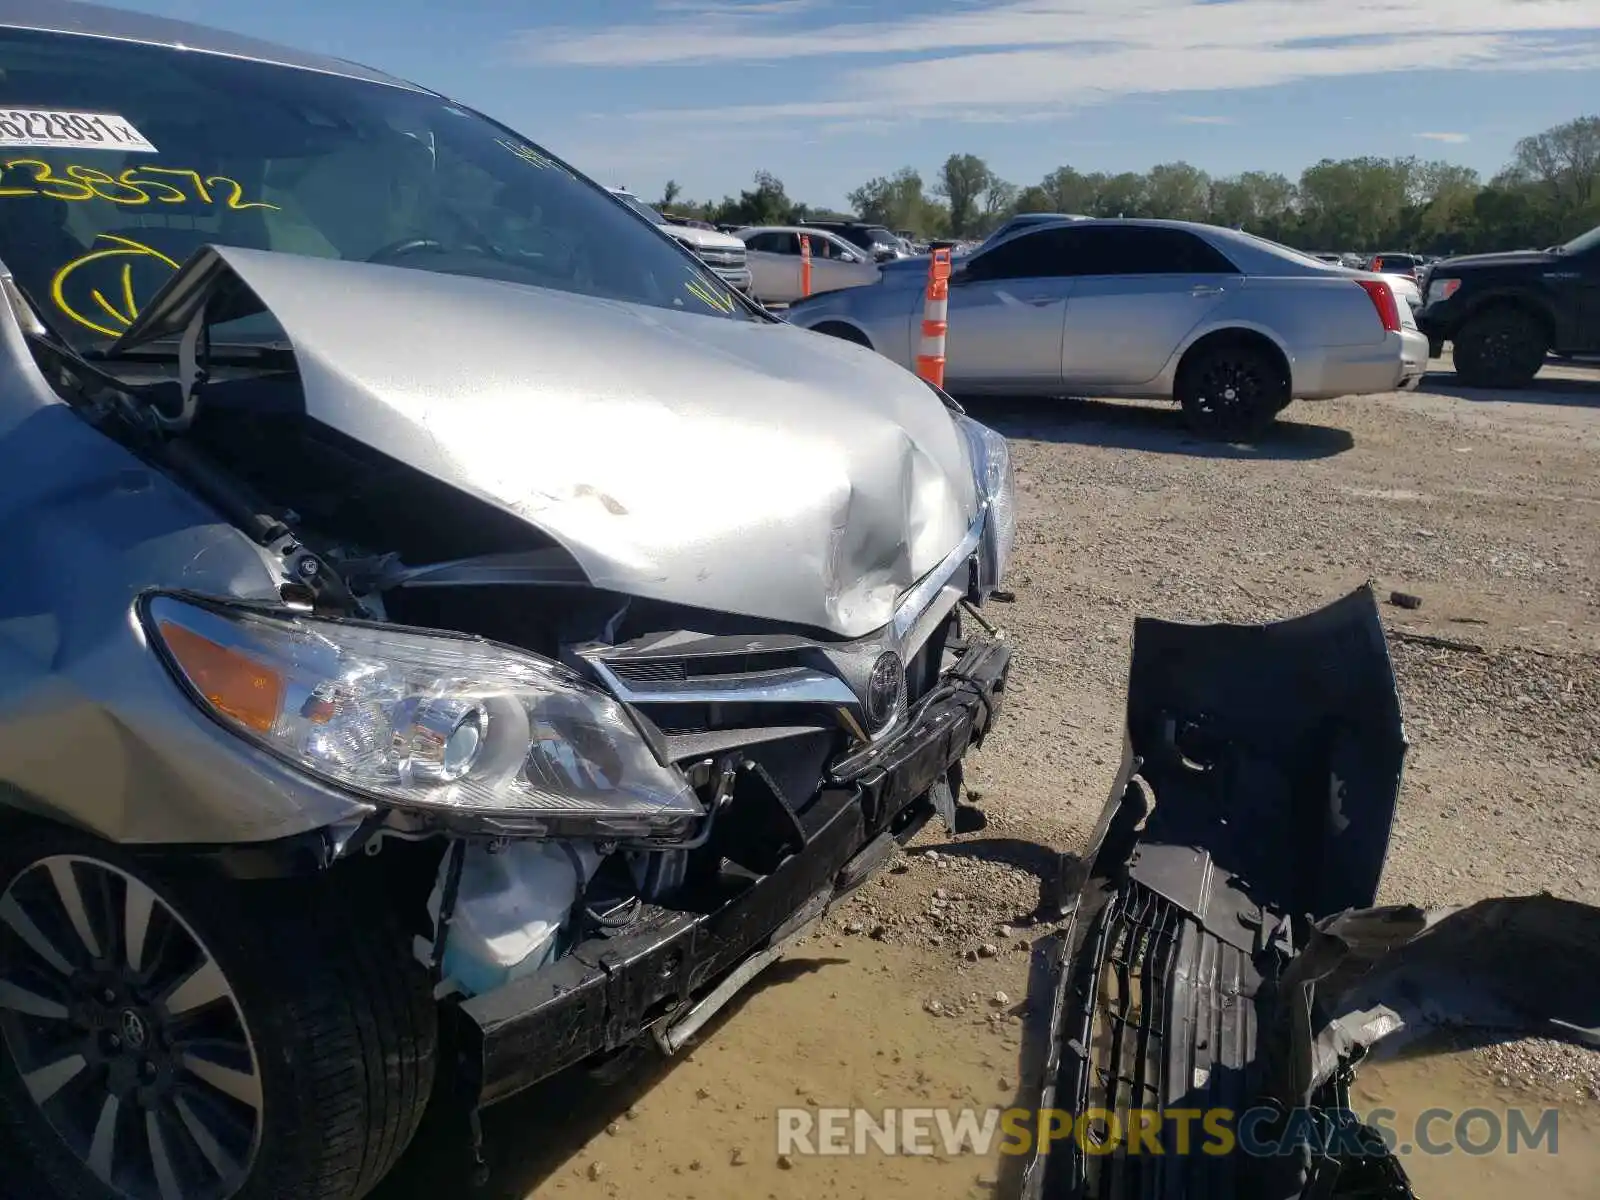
top-left (954, 413), bottom-right (1017, 592)
top-left (143, 595), bottom-right (701, 840)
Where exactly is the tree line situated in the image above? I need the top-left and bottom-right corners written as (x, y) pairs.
top-left (658, 115), bottom-right (1600, 255)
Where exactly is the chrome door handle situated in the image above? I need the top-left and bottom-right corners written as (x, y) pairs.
top-left (1022, 294), bottom-right (1058, 306)
top-left (1191, 285), bottom-right (1224, 297)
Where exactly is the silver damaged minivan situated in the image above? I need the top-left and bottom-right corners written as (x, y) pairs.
top-left (0, 3), bottom-right (1015, 1198)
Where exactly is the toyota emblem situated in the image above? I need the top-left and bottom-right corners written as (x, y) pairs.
top-left (865, 652), bottom-right (905, 731)
top-left (119, 1009), bottom-right (150, 1051)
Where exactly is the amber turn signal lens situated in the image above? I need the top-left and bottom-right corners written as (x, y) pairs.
top-left (158, 620), bottom-right (284, 733)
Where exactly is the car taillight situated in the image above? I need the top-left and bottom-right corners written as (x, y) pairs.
top-left (1356, 279), bottom-right (1401, 333)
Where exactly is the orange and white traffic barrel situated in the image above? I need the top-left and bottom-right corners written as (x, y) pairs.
top-left (916, 248), bottom-right (952, 388)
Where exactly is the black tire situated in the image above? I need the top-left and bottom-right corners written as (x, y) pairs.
top-left (1451, 307), bottom-right (1546, 388)
top-left (0, 827), bottom-right (437, 1200)
top-left (1175, 341), bottom-right (1289, 439)
top-left (810, 321), bottom-right (872, 348)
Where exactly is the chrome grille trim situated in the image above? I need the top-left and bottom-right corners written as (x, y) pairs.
top-left (578, 507), bottom-right (988, 721)
top-left (695, 248), bottom-right (747, 268)
top-left (586, 660), bottom-right (856, 708)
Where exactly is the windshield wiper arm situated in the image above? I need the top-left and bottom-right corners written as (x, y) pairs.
top-left (83, 339), bottom-right (297, 368)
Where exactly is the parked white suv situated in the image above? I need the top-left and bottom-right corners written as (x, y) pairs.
top-left (609, 189), bottom-right (753, 294)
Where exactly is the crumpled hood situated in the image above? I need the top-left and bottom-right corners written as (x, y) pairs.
top-left (119, 247), bottom-right (979, 638)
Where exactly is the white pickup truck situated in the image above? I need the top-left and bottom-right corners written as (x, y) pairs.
top-left (609, 188), bottom-right (753, 295)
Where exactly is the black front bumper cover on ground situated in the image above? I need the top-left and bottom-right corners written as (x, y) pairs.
top-left (1017, 585), bottom-right (1600, 1200)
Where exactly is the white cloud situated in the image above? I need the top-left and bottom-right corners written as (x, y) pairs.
top-left (1173, 115), bottom-right (1238, 126)
top-left (510, 0), bottom-right (1600, 122)
top-left (1415, 131), bottom-right (1472, 143)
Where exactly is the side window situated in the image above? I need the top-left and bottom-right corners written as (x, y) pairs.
top-left (749, 232), bottom-right (797, 254)
top-left (1067, 227), bottom-right (1238, 276)
top-left (966, 226), bottom-right (1088, 281)
top-left (1158, 230), bottom-right (1238, 274)
top-left (1093, 228), bottom-right (1171, 275)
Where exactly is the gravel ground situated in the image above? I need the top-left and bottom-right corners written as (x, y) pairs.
top-left (373, 359), bottom-right (1600, 1200)
top-left (822, 356), bottom-right (1600, 1099)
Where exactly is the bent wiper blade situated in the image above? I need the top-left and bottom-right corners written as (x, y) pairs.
top-left (83, 339), bottom-right (296, 367)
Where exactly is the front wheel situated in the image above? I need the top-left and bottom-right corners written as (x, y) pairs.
top-left (1451, 308), bottom-right (1546, 388)
top-left (1176, 342), bottom-right (1289, 439)
top-left (0, 830), bottom-right (437, 1200)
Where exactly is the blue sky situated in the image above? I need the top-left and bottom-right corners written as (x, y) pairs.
top-left (106, 0), bottom-right (1600, 209)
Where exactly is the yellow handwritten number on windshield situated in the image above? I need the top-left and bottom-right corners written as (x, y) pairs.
top-left (684, 277), bottom-right (737, 315)
top-left (50, 235), bottom-right (181, 339)
top-left (0, 159), bottom-right (95, 201)
top-left (495, 138), bottom-right (559, 170)
top-left (0, 160), bottom-right (279, 209)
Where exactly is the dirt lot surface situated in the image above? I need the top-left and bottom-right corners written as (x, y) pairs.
top-left (380, 356), bottom-right (1600, 1200)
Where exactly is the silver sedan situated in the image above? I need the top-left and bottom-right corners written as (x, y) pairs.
top-left (786, 218), bottom-right (1430, 434)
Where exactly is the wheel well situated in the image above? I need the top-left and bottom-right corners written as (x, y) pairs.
top-left (810, 320), bottom-right (873, 349)
top-left (1174, 329), bottom-right (1291, 398)
top-left (1459, 297), bottom-right (1554, 345)
top-left (0, 786), bottom-right (76, 840)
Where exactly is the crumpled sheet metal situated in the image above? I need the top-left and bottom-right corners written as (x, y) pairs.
top-left (111, 245), bottom-right (980, 638)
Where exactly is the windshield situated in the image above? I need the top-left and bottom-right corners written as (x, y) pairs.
top-left (977, 222), bottom-right (1021, 249)
top-left (977, 216), bottom-right (1062, 251)
top-left (1560, 224), bottom-right (1600, 256)
top-left (0, 28), bottom-right (753, 349)
top-left (615, 193), bottom-right (667, 225)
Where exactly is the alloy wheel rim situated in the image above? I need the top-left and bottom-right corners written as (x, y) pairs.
top-left (0, 855), bottom-right (262, 1200)
top-left (1195, 357), bottom-right (1264, 422)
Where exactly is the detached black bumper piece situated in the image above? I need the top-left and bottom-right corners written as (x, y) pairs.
top-left (1018, 585), bottom-right (1600, 1200)
top-left (1022, 586), bottom-right (1407, 1200)
top-left (456, 632), bottom-right (1010, 1110)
